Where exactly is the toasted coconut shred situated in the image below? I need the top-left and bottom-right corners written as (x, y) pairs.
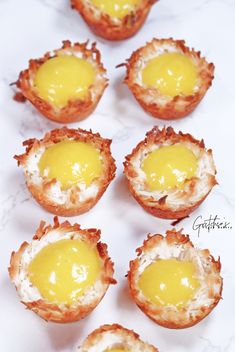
top-left (128, 229), bottom-right (223, 329)
top-left (14, 127), bottom-right (116, 217)
top-left (71, 0), bottom-right (157, 41)
top-left (124, 126), bottom-right (217, 219)
top-left (14, 40), bottom-right (108, 123)
top-left (124, 38), bottom-right (215, 119)
top-left (9, 217), bottom-right (116, 323)
top-left (77, 324), bottom-right (158, 351)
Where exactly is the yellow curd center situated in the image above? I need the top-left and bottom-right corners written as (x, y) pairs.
top-left (141, 144), bottom-right (197, 191)
top-left (34, 56), bottom-right (95, 107)
top-left (28, 239), bottom-right (101, 304)
top-left (142, 52), bottom-right (197, 97)
top-left (91, 0), bottom-right (141, 18)
top-left (38, 140), bottom-right (103, 190)
top-left (138, 259), bottom-right (200, 308)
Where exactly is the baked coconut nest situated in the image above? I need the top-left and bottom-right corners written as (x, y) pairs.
top-left (122, 38), bottom-right (214, 120)
top-left (124, 126), bottom-right (217, 219)
top-left (127, 229), bottom-right (223, 329)
top-left (77, 323), bottom-right (159, 351)
top-left (14, 127), bottom-right (116, 217)
top-left (9, 217), bottom-right (116, 323)
top-left (71, 0), bottom-right (157, 41)
top-left (14, 40), bottom-right (108, 123)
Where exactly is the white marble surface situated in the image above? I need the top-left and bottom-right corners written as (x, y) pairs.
top-left (0, 0), bottom-right (235, 351)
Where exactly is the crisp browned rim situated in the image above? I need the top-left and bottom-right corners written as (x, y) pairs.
top-left (127, 229), bottom-right (223, 329)
top-left (9, 216), bottom-right (116, 323)
top-left (14, 127), bottom-right (116, 216)
top-left (121, 38), bottom-right (214, 119)
top-left (14, 40), bottom-right (108, 123)
top-left (124, 126), bottom-right (217, 219)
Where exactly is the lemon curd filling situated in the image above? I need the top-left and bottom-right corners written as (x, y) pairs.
top-left (138, 259), bottom-right (200, 308)
top-left (28, 239), bottom-right (101, 304)
top-left (91, 0), bottom-right (141, 19)
top-left (141, 144), bottom-right (197, 191)
top-left (141, 52), bottom-right (197, 97)
top-left (38, 140), bottom-right (103, 190)
top-left (34, 56), bottom-right (95, 107)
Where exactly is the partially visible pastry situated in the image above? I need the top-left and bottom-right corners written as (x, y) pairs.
top-left (77, 324), bottom-right (159, 351)
top-left (71, 0), bottom-right (157, 41)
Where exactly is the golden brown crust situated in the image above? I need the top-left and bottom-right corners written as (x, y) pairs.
top-left (14, 40), bottom-right (108, 123)
top-left (14, 127), bottom-right (116, 216)
top-left (128, 184), bottom-right (211, 219)
top-left (123, 38), bottom-right (214, 119)
top-left (127, 229), bottom-right (223, 329)
top-left (77, 324), bottom-right (159, 351)
top-left (9, 217), bottom-right (116, 323)
top-left (71, 0), bottom-right (157, 41)
top-left (124, 126), bottom-right (217, 219)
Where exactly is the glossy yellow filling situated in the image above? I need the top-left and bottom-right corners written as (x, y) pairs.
top-left (91, 0), bottom-right (141, 19)
top-left (138, 259), bottom-right (200, 308)
top-left (142, 52), bottom-right (197, 97)
top-left (34, 56), bottom-right (95, 107)
top-left (28, 239), bottom-right (101, 304)
top-left (141, 144), bottom-right (197, 191)
top-left (38, 140), bottom-right (103, 190)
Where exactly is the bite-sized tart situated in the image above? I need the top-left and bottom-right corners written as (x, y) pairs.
top-left (128, 229), bottom-right (223, 329)
top-left (124, 126), bottom-right (217, 219)
top-left (14, 127), bottom-right (116, 216)
top-left (77, 324), bottom-right (159, 351)
top-left (123, 38), bottom-right (214, 119)
top-left (14, 40), bottom-right (108, 123)
top-left (9, 217), bottom-right (116, 323)
top-left (71, 0), bottom-right (157, 41)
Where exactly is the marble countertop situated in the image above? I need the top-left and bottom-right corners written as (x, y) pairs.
top-left (0, 0), bottom-right (235, 351)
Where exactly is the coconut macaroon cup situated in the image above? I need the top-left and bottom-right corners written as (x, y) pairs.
top-left (14, 127), bottom-right (116, 217)
top-left (71, 0), bottom-right (157, 41)
top-left (9, 217), bottom-right (116, 323)
top-left (128, 229), bottom-right (223, 329)
top-left (123, 38), bottom-right (214, 120)
top-left (77, 324), bottom-right (159, 351)
top-left (14, 40), bottom-right (108, 123)
top-left (124, 126), bottom-right (217, 220)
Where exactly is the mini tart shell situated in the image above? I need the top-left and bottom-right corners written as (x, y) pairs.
top-left (14, 127), bottom-right (116, 217)
top-left (77, 324), bottom-right (159, 351)
top-left (128, 229), bottom-right (223, 329)
top-left (124, 126), bottom-right (217, 220)
top-left (14, 40), bottom-right (108, 123)
top-left (71, 0), bottom-right (157, 41)
top-left (123, 38), bottom-right (214, 120)
top-left (9, 217), bottom-right (116, 323)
